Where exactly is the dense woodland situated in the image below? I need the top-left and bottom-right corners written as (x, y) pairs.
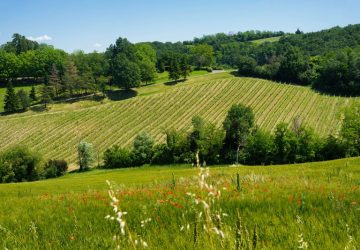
top-left (1, 25), bottom-right (360, 112)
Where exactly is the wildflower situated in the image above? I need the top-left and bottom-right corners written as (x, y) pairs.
top-left (70, 235), bottom-right (75, 241)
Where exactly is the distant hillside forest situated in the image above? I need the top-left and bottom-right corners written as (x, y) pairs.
top-left (1, 24), bottom-right (360, 101)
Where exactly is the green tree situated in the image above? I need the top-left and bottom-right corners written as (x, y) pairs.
top-left (274, 122), bottom-right (298, 164)
top-left (168, 57), bottom-right (181, 81)
top-left (0, 146), bottom-right (42, 183)
top-left (341, 105), bottom-right (360, 156)
top-left (40, 84), bottom-right (53, 109)
top-left (179, 55), bottom-right (191, 80)
top-left (245, 128), bottom-right (274, 165)
top-left (112, 54), bottom-right (141, 89)
top-left (133, 132), bottom-right (154, 166)
top-left (0, 51), bottom-right (20, 80)
top-left (48, 64), bottom-right (62, 97)
top-left (78, 141), bottom-right (94, 171)
top-left (29, 86), bottom-right (37, 101)
top-left (4, 80), bottom-right (19, 112)
top-left (17, 89), bottom-right (30, 111)
top-left (223, 104), bottom-right (254, 164)
top-left (190, 44), bottom-right (214, 69)
top-left (236, 56), bottom-right (257, 76)
top-left (63, 60), bottom-right (81, 95)
top-left (103, 145), bottom-right (133, 169)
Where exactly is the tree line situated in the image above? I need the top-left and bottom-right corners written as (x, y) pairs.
top-left (103, 104), bottom-right (360, 168)
top-left (1, 103), bottom-right (358, 183)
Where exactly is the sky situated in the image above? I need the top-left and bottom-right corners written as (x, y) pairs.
top-left (0, 0), bottom-right (359, 53)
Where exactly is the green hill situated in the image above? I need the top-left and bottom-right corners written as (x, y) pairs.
top-left (0, 72), bottom-right (359, 164)
top-left (0, 157), bottom-right (359, 248)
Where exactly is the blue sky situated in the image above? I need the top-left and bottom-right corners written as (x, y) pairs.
top-left (0, 0), bottom-right (359, 53)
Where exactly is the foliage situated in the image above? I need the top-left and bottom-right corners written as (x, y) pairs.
top-left (103, 145), bottom-right (133, 169)
top-left (16, 89), bottom-right (30, 110)
top-left (133, 132), bottom-right (154, 166)
top-left (4, 80), bottom-right (18, 112)
top-left (43, 159), bottom-right (68, 178)
top-left (341, 105), bottom-right (360, 156)
top-left (78, 141), bottom-right (94, 171)
top-left (245, 128), bottom-right (274, 165)
top-left (0, 146), bottom-right (42, 183)
top-left (223, 104), bottom-right (254, 163)
top-left (190, 44), bottom-right (214, 68)
top-left (29, 85), bottom-right (37, 101)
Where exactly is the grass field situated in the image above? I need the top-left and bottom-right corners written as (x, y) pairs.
top-left (252, 36), bottom-right (282, 44)
top-left (0, 72), bottom-right (359, 165)
top-left (0, 157), bottom-right (359, 249)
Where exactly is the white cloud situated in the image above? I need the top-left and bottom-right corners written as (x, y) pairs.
top-left (93, 43), bottom-right (102, 48)
top-left (27, 34), bottom-right (52, 42)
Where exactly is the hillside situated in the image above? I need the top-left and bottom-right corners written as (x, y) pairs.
top-left (0, 72), bottom-right (359, 164)
top-left (0, 157), bottom-right (359, 248)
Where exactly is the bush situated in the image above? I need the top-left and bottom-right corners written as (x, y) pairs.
top-left (103, 145), bottom-right (133, 169)
top-left (78, 141), bottom-right (94, 171)
top-left (0, 146), bottom-right (42, 183)
top-left (44, 159), bottom-right (68, 178)
top-left (133, 132), bottom-right (154, 166)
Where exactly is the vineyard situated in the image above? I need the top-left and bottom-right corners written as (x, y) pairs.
top-left (0, 73), bottom-right (359, 164)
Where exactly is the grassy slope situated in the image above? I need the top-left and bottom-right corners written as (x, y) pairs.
top-left (0, 158), bottom-right (359, 248)
top-left (252, 36), bottom-right (281, 44)
top-left (0, 72), bottom-right (358, 164)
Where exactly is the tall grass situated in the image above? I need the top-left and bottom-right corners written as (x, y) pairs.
top-left (0, 158), bottom-right (359, 248)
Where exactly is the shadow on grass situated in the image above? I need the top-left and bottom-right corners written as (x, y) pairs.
top-left (164, 79), bottom-right (186, 86)
top-left (105, 89), bottom-right (137, 101)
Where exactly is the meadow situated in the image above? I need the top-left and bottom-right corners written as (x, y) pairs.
top-left (0, 157), bottom-right (359, 249)
top-left (0, 72), bottom-right (358, 165)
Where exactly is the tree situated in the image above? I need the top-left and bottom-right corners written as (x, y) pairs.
top-left (0, 146), bottom-right (42, 183)
top-left (223, 104), bottom-right (254, 164)
top-left (179, 55), bottom-right (191, 80)
top-left (245, 128), bottom-right (274, 165)
top-left (341, 105), bottom-right (360, 156)
top-left (277, 45), bottom-right (309, 84)
top-left (63, 60), bottom-right (81, 95)
top-left (135, 43), bottom-right (157, 84)
top-left (78, 141), bottom-right (94, 171)
top-left (133, 132), bottom-right (154, 166)
top-left (168, 57), bottom-right (181, 81)
top-left (29, 86), bottom-right (37, 101)
top-left (190, 44), bottom-right (214, 69)
top-left (40, 84), bottom-right (53, 109)
top-left (111, 54), bottom-right (141, 89)
top-left (273, 123), bottom-right (298, 164)
top-left (236, 56), bottom-right (257, 76)
top-left (17, 89), bottom-right (30, 111)
top-left (103, 145), bottom-right (133, 168)
top-left (48, 64), bottom-right (62, 97)
top-left (4, 80), bottom-right (18, 112)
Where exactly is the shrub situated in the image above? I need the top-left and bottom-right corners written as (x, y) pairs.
top-left (103, 145), bottom-right (133, 169)
top-left (133, 132), bottom-right (154, 166)
top-left (0, 146), bottom-right (42, 183)
top-left (78, 141), bottom-right (94, 171)
top-left (44, 159), bottom-right (68, 178)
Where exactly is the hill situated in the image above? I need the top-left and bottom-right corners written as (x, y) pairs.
top-left (0, 72), bottom-right (359, 164)
top-left (0, 157), bottom-right (359, 248)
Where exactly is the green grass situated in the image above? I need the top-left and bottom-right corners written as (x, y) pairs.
top-left (252, 36), bottom-right (282, 45)
top-left (0, 72), bottom-right (359, 165)
top-left (154, 70), bottom-right (209, 84)
top-left (0, 157), bottom-right (359, 249)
